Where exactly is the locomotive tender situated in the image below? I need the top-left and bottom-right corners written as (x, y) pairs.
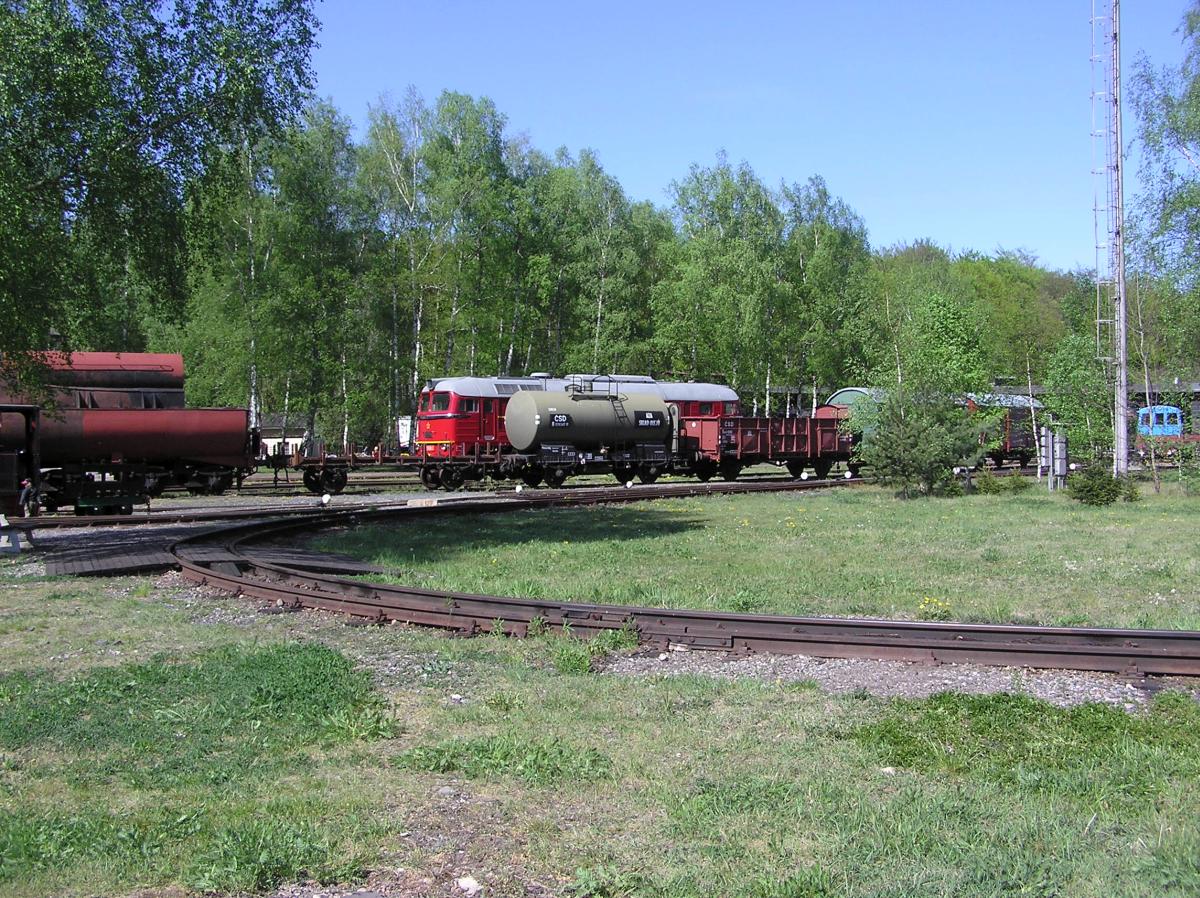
top-left (412, 373), bottom-right (856, 489)
top-left (0, 352), bottom-right (258, 514)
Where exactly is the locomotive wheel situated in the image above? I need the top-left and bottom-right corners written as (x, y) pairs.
top-left (544, 468), bottom-right (567, 489)
top-left (439, 467), bottom-right (463, 491)
top-left (637, 469), bottom-right (660, 485)
top-left (520, 469), bottom-right (543, 488)
top-left (719, 463), bottom-right (741, 482)
top-left (813, 460), bottom-right (833, 479)
top-left (419, 467), bottom-right (441, 490)
top-left (785, 460), bottom-right (805, 479)
top-left (321, 468), bottom-right (348, 494)
top-left (302, 468), bottom-right (323, 494)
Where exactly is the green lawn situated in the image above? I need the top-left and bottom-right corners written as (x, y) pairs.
top-left (2, 487), bottom-right (1199, 896)
top-left (315, 484), bottom-right (1200, 630)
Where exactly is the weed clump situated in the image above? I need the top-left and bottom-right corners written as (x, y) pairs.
top-left (550, 623), bottom-right (640, 674)
top-left (397, 733), bottom-right (612, 784)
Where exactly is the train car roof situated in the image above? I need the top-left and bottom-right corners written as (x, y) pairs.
top-left (966, 392), bottom-right (1043, 409)
top-left (424, 376), bottom-right (560, 397)
top-left (825, 387), bottom-right (880, 406)
top-left (425, 374), bottom-right (738, 402)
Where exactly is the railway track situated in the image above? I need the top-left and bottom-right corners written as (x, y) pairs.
top-left (169, 481), bottom-right (1200, 678)
top-left (9, 473), bottom-right (858, 529)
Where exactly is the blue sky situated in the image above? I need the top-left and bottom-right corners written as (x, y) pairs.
top-left (312, 1), bottom-right (1189, 272)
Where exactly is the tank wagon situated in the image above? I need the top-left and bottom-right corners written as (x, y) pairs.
top-left (0, 352), bottom-right (258, 514)
top-left (505, 389), bottom-right (674, 487)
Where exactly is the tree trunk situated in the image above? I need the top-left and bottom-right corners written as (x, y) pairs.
top-left (1132, 276), bottom-right (1160, 492)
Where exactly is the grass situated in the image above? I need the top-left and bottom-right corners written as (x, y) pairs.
top-left (313, 484), bottom-right (1200, 629)
top-left (2, 502), bottom-right (1200, 896)
top-left (0, 639), bottom-right (393, 895)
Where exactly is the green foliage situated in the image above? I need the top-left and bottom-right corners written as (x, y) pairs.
top-left (550, 623), bottom-right (639, 674)
top-left (0, 644), bottom-right (392, 891)
top-left (184, 817), bottom-right (367, 893)
top-left (1067, 467), bottom-right (1126, 507)
top-left (1043, 334), bottom-right (1112, 462)
top-left (0, 0), bottom-right (317, 359)
top-left (570, 865), bottom-right (653, 897)
top-left (0, 644), bottom-right (392, 786)
top-left (853, 691), bottom-right (1200, 807)
top-left (973, 469), bottom-right (1032, 495)
top-left (856, 388), bottom-right (985, 497)
top-left (1178, 444), bottom-right (1200, 495)
top-left (396, 733), bottom-right (613, 784)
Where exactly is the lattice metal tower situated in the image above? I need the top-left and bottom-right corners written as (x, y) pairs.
top-left (1091, 0), bottom-right (1130, 472)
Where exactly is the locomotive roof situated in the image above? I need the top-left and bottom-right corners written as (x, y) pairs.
top-left (424, 375), bottom-right (738, 402)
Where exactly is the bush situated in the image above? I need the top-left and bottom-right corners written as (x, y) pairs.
top-left (1005, 473), bottom-right (1032, 493)
top-left (1068, 467), bottom-right (1123, 506)
top-left (856, 388), bottom-right (986, 498)
top-left (973, 469), bottom-right (1032, 495)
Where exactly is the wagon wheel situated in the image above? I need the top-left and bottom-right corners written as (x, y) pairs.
top-left (521, 469), bottom-right (543, 488)
top-left (302, 468), bottom-right (323, 494)
top-left (785, 460), bottom-right (806, 479)
top-left (847, 464), bottom-right (862, 478)
top-left (613, 464), bottom-right (636, 485)
top-left (321, 468), bottom-right (348, 495)
top-left (693, 461), bottom-right (717, 483)
top-left (813, 459), bottom-right (833, 480)
top-left (637, 468), bottom-right (660, 485)
top-left (543, 468), bottom-right (568, 489)
top-left (419, 466), bottom-right (441, 490)
top-left (1017, 453), bottom-right (1032, 468)
top-left (719, 462), bottom-right (741, 482)
top-left (991, 452), bottom-right (1006, 470)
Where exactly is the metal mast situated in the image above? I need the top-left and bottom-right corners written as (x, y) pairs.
top-left (1091, 0), bottom-right (1129, 472)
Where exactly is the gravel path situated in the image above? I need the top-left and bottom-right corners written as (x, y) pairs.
top-left (605, 644), bottom-right (1199, 710)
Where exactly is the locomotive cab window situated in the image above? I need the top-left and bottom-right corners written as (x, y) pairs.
top-left (483, 399), bottom-right (494, 413)
top-left (699, 402), bottom-right (713, 416)
top-left (723, 402), bottom-right (737, 415)
top-left (460, 398), bottom-right (479, 413)
top-left (431, 393), bottom-right (450, 412)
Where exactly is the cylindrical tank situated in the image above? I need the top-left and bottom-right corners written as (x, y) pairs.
top-left (0, 408), bottom-right (253, 468)
top-left (505, 390), bottom-right (671, 452)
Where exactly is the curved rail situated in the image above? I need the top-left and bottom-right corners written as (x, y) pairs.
top-left (167, 484), bottom-right (1200, 678)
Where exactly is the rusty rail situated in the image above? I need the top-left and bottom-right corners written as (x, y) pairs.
top-left (170, 486), bottom-right (1200, 678)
